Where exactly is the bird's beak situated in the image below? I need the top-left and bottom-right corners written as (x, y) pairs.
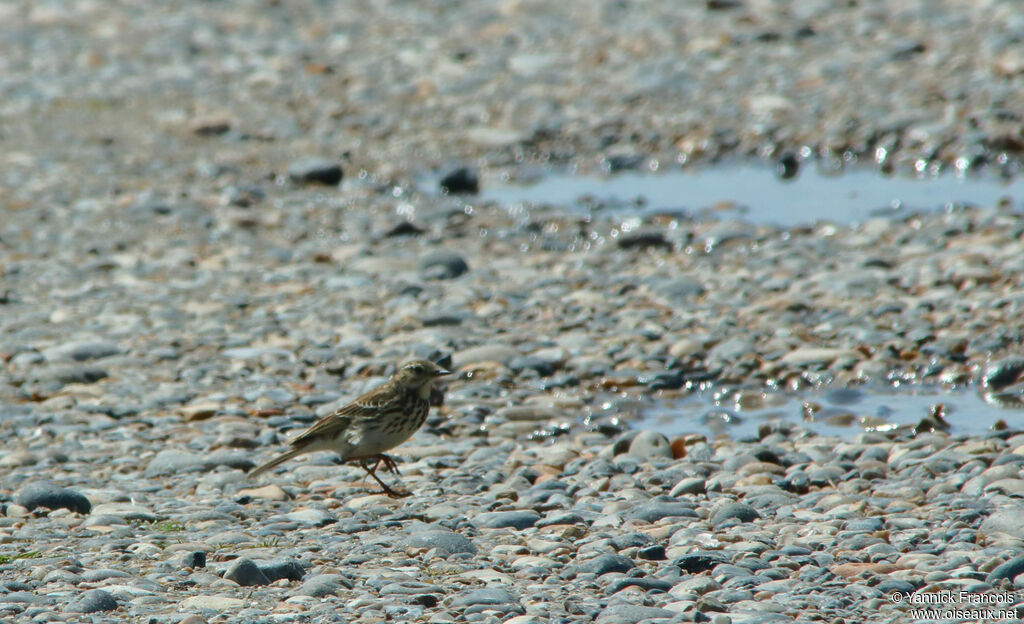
top-left (435, 368), bottom-right (451, 376)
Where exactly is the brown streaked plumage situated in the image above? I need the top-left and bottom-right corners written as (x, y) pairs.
top-left (248, 359), bottom-right (450, 496)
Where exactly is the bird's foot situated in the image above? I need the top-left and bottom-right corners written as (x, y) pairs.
top-left (379, 483), bottom-right (412, 498)
top-left (358, 456), bottom-right (409, 498)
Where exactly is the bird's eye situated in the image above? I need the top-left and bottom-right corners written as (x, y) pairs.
top-left (410, 364), bottom-right (424, 374)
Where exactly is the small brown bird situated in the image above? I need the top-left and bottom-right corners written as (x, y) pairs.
top-left (248, 359), bottom-right (450, 497)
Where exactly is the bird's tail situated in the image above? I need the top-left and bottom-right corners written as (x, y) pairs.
top-left (247, 447), bottom-right (306, 479)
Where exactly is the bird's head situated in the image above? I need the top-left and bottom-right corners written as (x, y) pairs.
top-left (393, 359), bottom-right (451, 390)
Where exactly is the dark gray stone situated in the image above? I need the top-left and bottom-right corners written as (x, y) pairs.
top-left (982, 357), bottom-right (1024, 390)
top-left (537, 512), bottom-right (587, 527)
top-left (987, 556), bottom-right (1024, 584)
top-left (508, 355), bottom-right (555, 376)
top-left (596, 604), bottom-right (674, 623)
top-left (2, 581), bottom-right (31, 592)
top-left (451, 587), bottom-right (520, 608)
top-left (293, 574), bottom-right (351, 598)
top-left (604, 577), bottom-right (674, 594)
top-left (287, 158), bottom-right (343, 185)
top-left (225, 558), bottom-right (271, 587)
top-left (81, 569), bottom-right (131, 582)
top-left (652, 277), bottom-right (706, 302)
top-left (710, 502), bottom-right (761, 526)
top-left (472, 510), bottom-right (540, 530)
top-left (675, 551), bottom-right (728, 573)
top-left (577, 554), bottom-right (635, 576)
top-left (707, 336), bottom-right (754, 364)
top-left (43, 340), bottom-right (123, 362)
top-left (877, 579), bottom-right (917, 596)
top-left (647, 372), bottom-right (685, 390)
top-left (405, 530), bottom-right (477, 556)
top-left (671, 477), bottom-right (707, 495)
top-left (260, 560), bottom-right (306, 583)
top-left (206, 449), bottom-right (255, 472)
top-left (638, 545), bottom-right (667, 561)
top-left (68, 589), bottom-right (118, 614)
top-left (379, 581), bottom-right (444, 596)
top-left (418, 250), bottom-right (469, 280)
top-left (181, 551), bottom-right (206, 569)
top-left (617, 228), bottom-right (671, 250)
top-left (626, 502), bottom-right (698, 523)
top-left (33, 365), bottom-right (108, 385)
top-left (439, 167), bottom-right (479, 195)
top-left (16, 483), bottom-right (91, 514)
top-left (145, 450), bottom-right (206, 476)
top-left (385, 221), bottom-right (426, 237)
top-left (609, 533), bottom-right (653, 551)
top-left (4, 591), bottom-right (46, 604)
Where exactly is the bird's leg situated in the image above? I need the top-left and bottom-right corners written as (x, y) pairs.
top-left (375, 453), bottom-right (400, 475)
top-left (358, 457), bottom-right (410, 498)
top-left (351, 454), bottom-right (400, 475)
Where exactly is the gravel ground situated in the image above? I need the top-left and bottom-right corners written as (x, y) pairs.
top-left (3, 1), bottom-right (1024, 623)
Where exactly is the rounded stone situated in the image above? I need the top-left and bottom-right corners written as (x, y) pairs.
top-left (181, 551), bottom-right (206, 569)
top-left (405, 530), bottom-right (477, 556)
top-left (987, 556), bottom-right (1024, 584)
top-left (68, 589), bottom-right (118, 614)
top-left (260, 560), bottom-right (305, 583)
top-left (627, 431), bottom-right (674, 460)
top-left (418, 250), bottom-right (469, 280)
top-left (224, 558), bottom-right (271, 587)
top-left (16, 483), bottom-right (91, 515)
top-left (710, 502), bottom-right (761, 526)
top-left (472, 511), bottom-right (540, 530)
top-left (577, 554), bottom-right (635, 576)
top-left (439, 167), bottom-right (480, 195)
top-left (287, 158), bottom-right (343, 185)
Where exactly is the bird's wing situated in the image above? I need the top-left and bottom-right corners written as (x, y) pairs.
top-left (288, 382), bottom-right (403, 449)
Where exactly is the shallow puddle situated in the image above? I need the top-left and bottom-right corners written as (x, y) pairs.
top-left (628, 386), bottom-right (1017, 440)
top-left (481, 164), bottom-right (1024, 226)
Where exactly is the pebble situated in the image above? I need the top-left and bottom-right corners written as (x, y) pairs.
top-left (986, 556), bottom-right (1024, 584)
top-left (224, 558), bottom-right (271, 587)
top-left (439, 167), bottom-right (480, 195)
top-left (979, 506), bottom-right (1024, 537)
top-left (710, 502), bottom-right (761, 526)
top-left (450, 588), bottom-right (523, 615)
top-left (472, 511), bottom-right (541, 530)
top-left (596, 604), bottom-right (675, 623)
top-left (236, 484), bottom-right (291, 501)
top-left (418, 250), bottom-right (470, 280)
top-left (627, 431), bottom-right (674, 460)
top-left (293, 574), bottom-right (351, 598)
top-left (286, 158), bottom-right (343, 186)
top-left (41, 340), bottom-right (123, 362)
top-left (405, 530), bottom-right (477, 556)
top-left (260, 560), bottom-right (306, 583)
top-left (67, 589), bottom-right (118, 614)
top-left (179, 596), bottom-right (246, 611)
top-left (16, 483), bottom-right (91, 514)
top-left (145, 450), bottom-right (207, 476)
top-left (575, 554), bottom-right (635, 576)
top-left (670, 478), bottom-right (707, 496)
top-left (626, 501), bottom-right (699, 523)
top-left (676, 552), bottom-right (729, 574)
